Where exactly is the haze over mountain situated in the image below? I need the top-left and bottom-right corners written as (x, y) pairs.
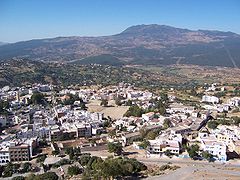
top-left (0, 42), bottom-right (8, 46)
top-left (0, 24), bottom-right (240, 67)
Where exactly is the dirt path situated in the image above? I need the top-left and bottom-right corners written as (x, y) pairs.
top-left (146, 163), bottom-right (240, 180)
top-left (223, 44), bottom-right (238, 68)
top-left (140, 156), bottom-right (240, 180)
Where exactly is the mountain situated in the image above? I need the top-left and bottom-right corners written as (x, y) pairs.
top-left (0, 24), bottom-right (240, 67)
top-left (0, 42), bottom-right (8, 46)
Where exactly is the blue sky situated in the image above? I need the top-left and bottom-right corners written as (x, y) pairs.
top-left (0, 0), bottom-right (240, 42)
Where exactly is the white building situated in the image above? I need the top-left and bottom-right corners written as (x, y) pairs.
top-left (0, 144), bottom-right (10, 165)
top-left (17, 126), bottom-right (50, 140)
top-left (142, 112), bottom-right (155, 121)
top-left (228, 97), bottom-right (240, 107)
top-left (167, 103), bottom-right (195, 114)
top-left (202, 95), bottom-right (219, 104)
top-left (90, 112), bottom-right (103, 121)
top-left (217, 104), bottom-right (230, 112)
top-left (198, 133), bottom-right (227, 161)
top-left (0, 116), bottom-right (7, 127)
top-left (148, 139), bottom-right (180, 155)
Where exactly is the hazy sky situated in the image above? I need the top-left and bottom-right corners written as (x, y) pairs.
top-left (0, 0), bottom-right (240, 42)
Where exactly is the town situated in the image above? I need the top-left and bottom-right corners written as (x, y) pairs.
top-left (0, 82), bottom-right (240, 179)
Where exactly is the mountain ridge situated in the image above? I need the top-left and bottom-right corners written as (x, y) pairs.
top-left (0, 41), bottom-right (8, 46)
top-left (0, 24), bottom-right (240, 68)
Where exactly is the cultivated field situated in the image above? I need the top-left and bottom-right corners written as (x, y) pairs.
top-left (138, 65), bottom-right (240, 85)
top-left (86, 99), bottom-right (129, 119)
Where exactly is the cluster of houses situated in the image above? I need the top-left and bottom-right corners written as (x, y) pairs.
top-left (0, 82), bottom-right (240, 165)
top-left (109, 84), bottom-right (240, 162)
top-left (0, 83), bottom-right (155, 165)
top-left (58, 83), bottom-right (153, 103)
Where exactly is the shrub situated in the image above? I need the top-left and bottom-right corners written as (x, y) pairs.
top-left (187, 144), bottom-right (199, 158)
top-left (207, 120), bottom-right (219, 129)
top-left (159, 164), bottom-right (171, 171)
top-left (12, 176), bottom-right (25, 180)
top-left (37, 172), bottom-right (58, 180)
top-left (79, 154), bottom-right (91, 166)
top-left (202, 151), bottom-right (213, 160)
top-left (22, 162), bottom-right (32, 173)
top-left (68, 165), bottom-right (82, 176)
top-left (107, 142), bottom-right (123, 155)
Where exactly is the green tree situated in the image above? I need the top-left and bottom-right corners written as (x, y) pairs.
top-left (164, 150), bottom-right (173, 157)
top-left (108, 129), bottom-right (116, 138)
top-left (12, 176), bottom-right (25, 180)
top-left (63, 94), bottom-right (82, 106)
top-left (187, 144), bottom-right (199, 158)
top-left (159, 106), bottom-right (166, 115)
top-left (2, 162), bottom-right (19, 177)
top-left (232, 116), bottom-right (240, 125)
top-left (79, 154), bottom-right (91, 166)
top-left (139, 139), bottom-right (150, 149)
top-left (207, 120), bottom-right (219, 129)
top-left (37, 172), bottom-right (58, 180)
top-left (152, 98), bottom-right (167, 115)
top-left (25, 173), bottom-right (36, 180)
top-left (52, 150), bottom-right (59, 156)
top-left (115, 97), bottom-right (122, 106)
top-left (100, 99), bottom-right (108, 107)
top-left (190, 89), bottom-right (197, 96)
top-left (107, 142), bottom-right (123, 155)
top-left (139, 128), bottom-right (148, 139)
top-left (163, 118), bottom-right (172, 129)
top-left (160, 93), bottom-right (168, 102)
top-left (91, 157), bottom-right (104, 170)
top-left (31, 92), bottom-right (45, 105)
top-left (202, 151), bottom-right (213, 160)
top-left (22, 162), bottom-right (32, 173)
top-left (99, 157), bottom-right (147, 178)
top-left (124, 105), bottom-right (144, 117)
top-left (65, 147), bottom-right (81, 161)
top-left (87, 156), bottom-right (103, 170)
top-left (146, 130), bottom-right (158, 140)
top-left (38, 140), bottom-right (48, 147)
top-left (73, 155), bottom-right (146, 179)
top-left (65, 147), bottom-right (74, 160)
top-left (125, 100), bottom-right (133, 106)
top-left (0, 100), bottom-right (10, 115)
top-left (79, 99), bottom-right (87, 110)
top-left (67, 165), bottom-right (82, 176)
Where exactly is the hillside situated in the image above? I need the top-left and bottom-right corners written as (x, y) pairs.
top-left (0, 24), bottom-right (240, 67)
top-left (1, 59), bottom-right (240, 89)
